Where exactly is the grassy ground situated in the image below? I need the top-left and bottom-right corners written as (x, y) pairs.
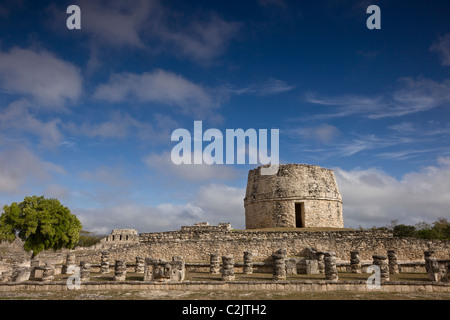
top-left (0, 289), bottom-right (449, 300)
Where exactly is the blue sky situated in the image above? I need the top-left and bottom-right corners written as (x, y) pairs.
top-left (1, 0), bottom-right (450, 233)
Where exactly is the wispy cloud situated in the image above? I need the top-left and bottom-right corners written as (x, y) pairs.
top-left (143, 151), bottom-right (240, 181)
top-left (287, 124), bottom-right (340, 144)
top-left (305, 77), bottom-right (450, 120)
top-left (0, 99), bottom-right (64, 148)
top-left (50, 0), bottom-right (240, 65)
top-left (226, 78), bottom-right (295, 96)
top-left (79, 0), bottom-right (152, 48)
top-left (157, 13), bottom-right (241, 63)
top-left (65, 112), bottom-right (175, 143)
top-left (430, 33), bottom-right (450, 66)
top-left (288, 130), bottom-right (433, 161)
top-left (0, 144), bottom-right (64, 194)
top-left (94, 69), bottom-right (219, 119)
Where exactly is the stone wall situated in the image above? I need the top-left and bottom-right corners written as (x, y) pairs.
top-left (67, 227), bottom-right (450, 265)
top-left (3, 226), bottom-right (449, 267)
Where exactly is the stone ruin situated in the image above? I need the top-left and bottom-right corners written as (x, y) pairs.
top-left (144, 257), bottom-right (185, 282)
top-left (80, 261), bottom-right (91, 282)
top-left (62, 253), bottom-right (76, 274)
top-left (100, 229), bottom-right (139, 246)
top-left (100, 251), bottom-right (110, 274)
top-left (0, 246), bottom-right (449, 286)
top-left (272, 248), bottom-right (287, 280)
top-left (210, 253), bottom-right (221, 274)
top-left (372, 255), bottom-right (389, 282)
top-left (424, 250), bottom-right (449, 282)
top-left (243, 251), bottom-right (253, 274)
top-left (0, 265), bottom-right (31, 283)
top-left (114, 260), bottom-right (127, 281)
top-left (244, 164), bottom-right (343, 229)
top-left (324, 251), bottom-right (338, 281)
top-left (1, 163), bottom-right (449, 287)
top-left (221, 255), bottom-right (235, 281)
top-left (350, 251), bottom-right (361, 274)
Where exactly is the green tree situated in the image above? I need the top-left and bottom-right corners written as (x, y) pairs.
top-left (76, 230), bottom-right (103, 247)
top-left (393, 224), bottom-right (417, 238)
top-left (432, 217), bottom-right (450, 239)
top-left (0, 196), bottom-right (82, 258)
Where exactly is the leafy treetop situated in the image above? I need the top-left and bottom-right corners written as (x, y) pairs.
top-left (0, 196), bottom-right (82, 257)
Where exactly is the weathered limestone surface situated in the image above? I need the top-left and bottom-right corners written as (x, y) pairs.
top-left (286, 258), bottom-right (297, 275)
top-left (387, 250), bottom-right (399, 275)
top-left (0, 266), bottom-right (30, 283)
top-left (53, 226), bottom-right (450, 265)
top-left (350, 251), bottom-right (361, 274)
top-left (243, 251), bottom-right (253, 274)
top-left (373, 255), bottom-right (389, 282)
top-left (144, 257), bottom-right (185, 282)
top-left (80, 261), bottom-right (90, 282)
top-left (324, 251), bottom-right (338, 281)
top-left (272, 249), bottom-right (287, 281)
top-left (222, 255), bottom-right (235, 281)
top-left (63, 253), bottom-right (76, 274)
top-left (135, 257), bottom-right (145, 273)
top-left (316, 252), bottom-right (325, 274)
top-left (114, 260), bottom-right (126, 281)
top-left (30, 260), bottom-right (40, 278)
top-left (42, 265), bottom-right (55, 282)
top-left (100, 251), bottom-right (110, 274)
top-left (210, 253), bottom-right (221, 274)
top-left (305, 259), bottom-right (319, 275)
top-left (100, 229), bottom-right (139, 245)
top-left (244, 164), bottom-right (343, 229)
top-left (424, 251), bottom-right (448, 282)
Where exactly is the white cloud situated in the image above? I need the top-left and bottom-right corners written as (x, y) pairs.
top-left (430, 33), bottom-right (450, 66)
top-left (80, 166), bottom-right (130, 188)
top-left (0, 99), bottom-right (63, 148)
top-left (80, 0), bottom-right (152, 48)
top-left (64, 112), bottom-right (175, 143)
top-left (289, 124), bottom-right (340, 144)
top-left (143, 151), bottom-right (239, 181)
top-left (388, 122), bottom-right (415, 134)
top-left (0, 47), bottom-right (82, 107)
top-left (192, 184), bottom-right (245, 228)
top-left (94, 70), bottom-right (218, 118)
top-left (75, 183), bottom-right (245, 233)
top-left (61, 0), bottom-right (239, 64)
top-left (0, 144), bottom-right (65, 194)
top-left (226, 78), bottom-right (295, 96)
top-left (44, 184), bottom-right (69, 200)
top-left (158, 13), bottom-right (241, 63)
top-left (305, 77), bottom-right (450, 119)
top-left (335, 158), bottom-right (450, 228)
